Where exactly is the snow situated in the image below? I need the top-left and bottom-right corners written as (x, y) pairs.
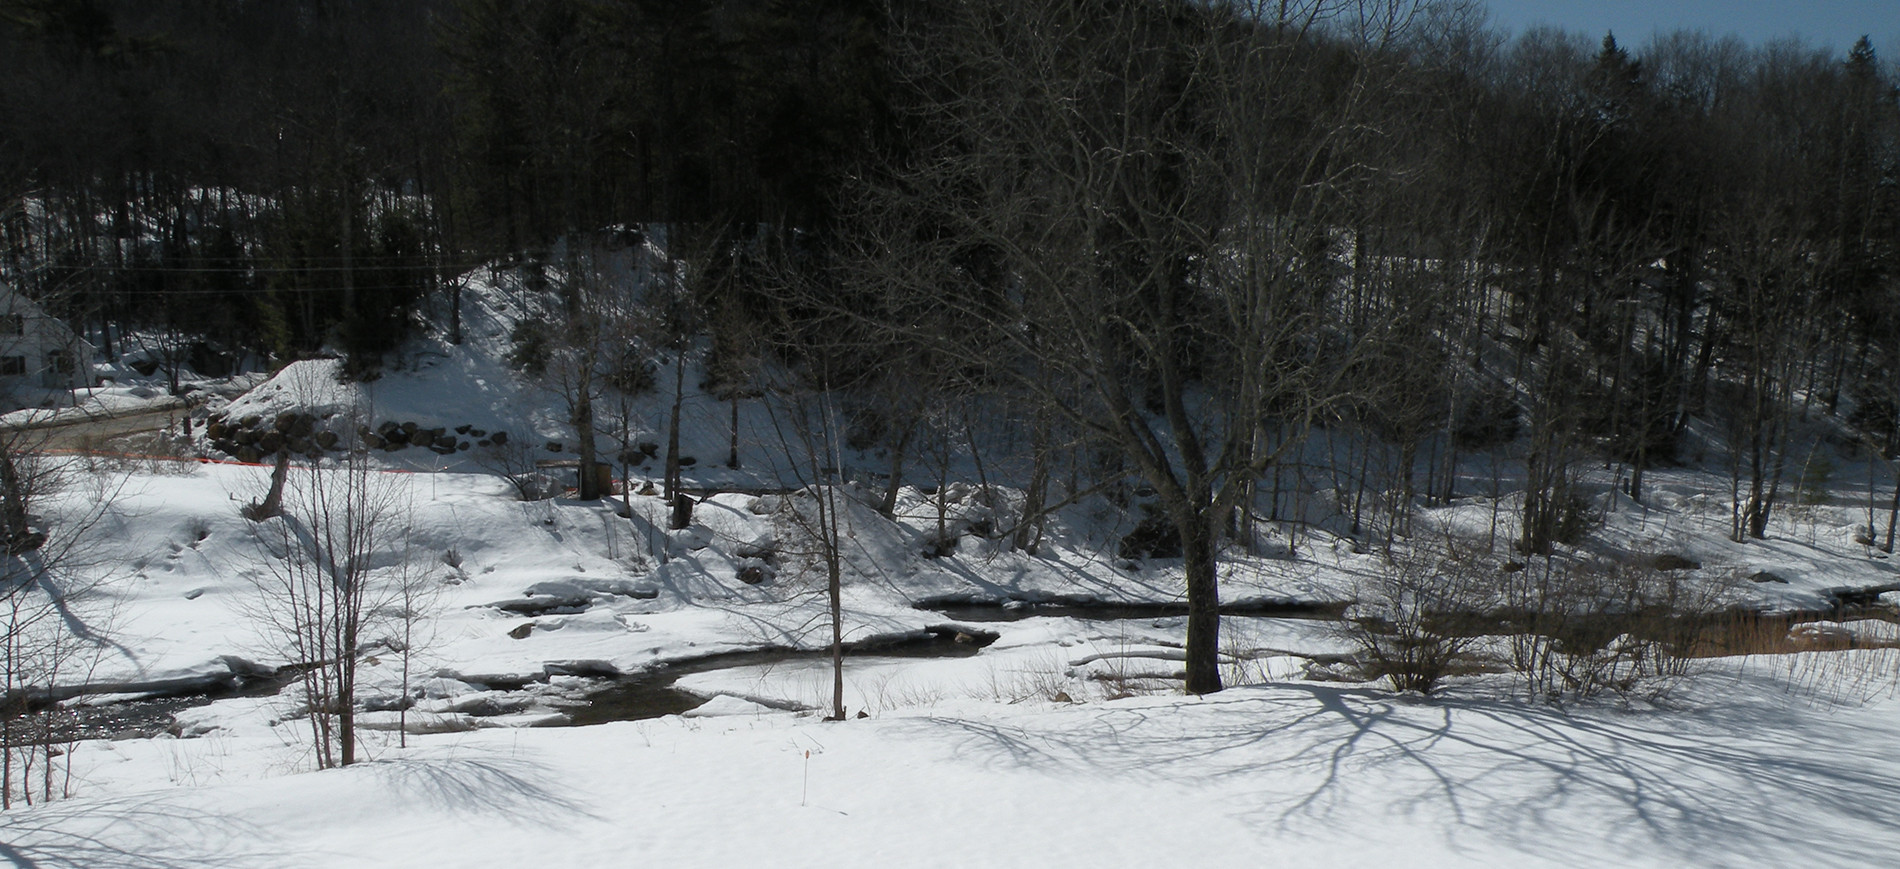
top-left (20, 658), bottom-right (1900, 868)
top-left (13, 268), bottom-right (1900, 866)
top-left (13, 450), bottom-right (1900, 866)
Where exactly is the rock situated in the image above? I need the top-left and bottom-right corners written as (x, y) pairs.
top-left (1750, 571), bottom-right (1789, 584)
top-left (363, 432), bottom-right (386, 450)
top-left (239, 414), bottom-right (262, 428)
top-left (734, 536), bottom-right (777, 560)
top-left (637, 441), bottom-right (659, 457)
top-left (206, 421), bottom-right (227, 440)
top-left (455, 424), bottom-right (472, 435)
top-left (546, 441), bottom-right (564, 452)
top-left (431, 443), bottom-right (458, 456)
top-left (477, 439), bottom-right (491, 448)
top-left (258, 432), bottom-right (284, 454)
top-left (419, 677), bottom-right (482, 700)
top-left (508, 623), bottom-right (534, 640)
top-left (737, 563), bottom-right (773, 585)
top-left (1652, 554), bottom-right (1701, 571)
top-left (491, 595), bottom-right (590, 616)
top-left (457, 441), bottom-right (471, 451)
top-left (489, 430), bottom-right (508, 445)
top-left (273, 413), bottom-right (298, 433)
top-left (1052, 691), bottom-right (1073, 703)
top-left (316, 430), bottom-right (340, 450)
top-left (400, 421), bottom-right (418, 435)
top-left (363, 694), bottom-right (415, 712)
top-left (233, 427), bottom-right (260, 446)
top-left (236, 446), bottom-right (262, 464)
top-left (411, 429), bottom-right (436, 449)
top-left (677, 455), bottom-right (696, 467)
top-left (470, 428), bottom-right (487, 438)
top-left (286, 436), bottom-right (312, 455)
top-left (855, 710), bottom-right (869, 719)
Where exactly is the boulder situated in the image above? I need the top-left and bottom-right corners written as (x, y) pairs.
top-left (1652, 554), bottom-right (1701, 572)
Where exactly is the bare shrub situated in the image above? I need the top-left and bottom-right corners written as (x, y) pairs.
top-left (475, 438), bottom-right (558, 501)
top-left (1500, 558), bottom-right (1736, 702)
top-left (0, 434), bottom-right (123, 807)
top-left (1340, 542), bottom-right (1496, 695)
top-left (246, 448), bottom-right (411, 768)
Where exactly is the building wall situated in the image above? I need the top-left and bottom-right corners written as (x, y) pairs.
top-left (0, 290), bottom-right (89, 397)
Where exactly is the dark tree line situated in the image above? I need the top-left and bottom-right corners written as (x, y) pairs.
top-left (0, 0), bottom-right (891, 371)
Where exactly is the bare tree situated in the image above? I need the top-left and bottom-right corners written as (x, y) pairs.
top-left (834, 0), bottom-right (1422, 693)
top-left (0, 427), bottom-right (122, 807)
top-left (247, 443), bottom-right (408, 769)
top-left (765, 383), bottom-right (851, 721)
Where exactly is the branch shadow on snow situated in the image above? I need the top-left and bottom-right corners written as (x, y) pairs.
top-left (901, 671), bottom-right (1900, 866)
top-left (0, 793), bottom-right (280, 869)
top-left (0, 752), bottom-right (599, 869)
top-left (361, 754), bottom-right (604, 830)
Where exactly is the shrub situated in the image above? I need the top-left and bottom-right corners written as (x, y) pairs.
top-left (1340, 543), bottom-right (1496, 695)
top-left (1500, 558), bottom-right (1733, 702)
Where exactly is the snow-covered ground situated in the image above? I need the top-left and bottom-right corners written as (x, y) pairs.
top-left (10, 266), bottom-right (1900, 866)
top-left (16, 655), bottom-right (1900, 868)
top-left (4, 450), bottom-right (1900, 867)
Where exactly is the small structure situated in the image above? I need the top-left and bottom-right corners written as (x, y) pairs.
top-left (535, 458), bottom-right (616, 496)
top-left (0, 283), bottom-right (93, 401)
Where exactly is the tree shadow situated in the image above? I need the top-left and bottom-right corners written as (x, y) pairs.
top-left (899, 672), bottom-right (1900, 865)
top-left (360, 754), bottom-right (603, 829)
top-left (0, 793), bottom-right (280, 869)
top-left (0, 750), bottom-right (601, 869)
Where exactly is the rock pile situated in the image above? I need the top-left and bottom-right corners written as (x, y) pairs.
top-left (205, 411), bottom-right (509, 462)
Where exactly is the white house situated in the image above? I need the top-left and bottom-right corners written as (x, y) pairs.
top-left (0, 284), bottom-right (93, 402)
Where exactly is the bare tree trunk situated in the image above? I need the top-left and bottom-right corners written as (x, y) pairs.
top-left (727, 395), bottom-right (740, 469)
top-left (878, 421), bottom-right (914, 517)
top-left (666, 345), bottom-right (687, 528)
top-left (1179, 508), bottom-right (1222, 695)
